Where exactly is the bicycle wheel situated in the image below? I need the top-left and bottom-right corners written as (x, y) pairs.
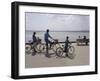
top-left (38, 44), bottom-right (46, 53)
top-left (56, 47), bottom-right (66, 58)
top-left (25, 45), bottom-right (31, 55)
top-left (68, 46), bottom-right (75, 54)
top-left (68, 46), bottom-right (75, 59)
top-left (35, 44), bottom-right (42, 53)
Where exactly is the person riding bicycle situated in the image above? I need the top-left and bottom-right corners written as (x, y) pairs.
top-left (64, 36), bottom-right (70, 55)
top-left (44, 29), bottom-right (54, 57)
top-left (32, 32), bottom-right (38, 55)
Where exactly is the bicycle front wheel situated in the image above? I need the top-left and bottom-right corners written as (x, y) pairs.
top-left (68, 46), bottom-right (75, 54)
top-left (56, 47), bottom-right (66, 58)
top-left (68, 46), bottom-right (75, 59)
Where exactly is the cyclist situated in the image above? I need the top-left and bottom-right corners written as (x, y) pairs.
top-left (44, 29), bottom-right (54, 57)
top-left (64, 36), bottom-right (70, 55)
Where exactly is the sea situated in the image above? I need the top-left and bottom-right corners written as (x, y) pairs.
top-left (25, 31), bottom-right (89, 43)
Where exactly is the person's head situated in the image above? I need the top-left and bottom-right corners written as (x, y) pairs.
top-left (33, 32), bottom-right (36, 35)
top-left (84, 36), bottom-right (86, 38)
top-left (66, 36), bottom-right (69, 40)
top-left (46, 29), bottom-right (49, 32)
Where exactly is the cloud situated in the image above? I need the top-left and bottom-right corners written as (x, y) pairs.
top-left (25, 12), bottom-right (89, 31)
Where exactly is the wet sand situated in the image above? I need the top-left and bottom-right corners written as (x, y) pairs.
top-left (25, 43), bottom-right (89, 68)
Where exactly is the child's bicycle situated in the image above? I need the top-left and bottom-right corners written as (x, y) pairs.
top-left (56, 43), bottom-right (75, 59)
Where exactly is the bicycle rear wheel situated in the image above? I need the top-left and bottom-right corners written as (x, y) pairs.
top-left (25, 44), bottom-right (31, 55)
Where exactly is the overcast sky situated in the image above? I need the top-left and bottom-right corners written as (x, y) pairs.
top-left (25, 12), bottom-right (89, 31)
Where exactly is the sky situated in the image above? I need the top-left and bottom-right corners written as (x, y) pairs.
top-left (25, 12), bottom-right (89, 31)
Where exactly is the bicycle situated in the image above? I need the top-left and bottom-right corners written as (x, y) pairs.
top-left (25, 38), bottom-right (43, 56)
top-left (38, 39), bottom-right (61, 57)
top-left (56, 43), bottom-right (75, 59)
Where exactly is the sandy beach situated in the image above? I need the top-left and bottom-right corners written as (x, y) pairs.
top-left (25, 43), bottom-right (89, 68)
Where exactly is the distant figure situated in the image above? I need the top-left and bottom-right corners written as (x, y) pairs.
top-left (77, 36), bottom-right (81, 45)
top-left (78, 36), bottom-right (81, 39)
top-left (83, 36), bottom-right (86, 40)
top-left (44, 29), bottom-right (54, 57)
top-left (83, 36), bottom-right (88, 45)
top-left (32, 32), bottom-right (38, 55)
top-left (64, 36), bottom-right (70, 55)
top-left (32, 32), bottom-right (37, 44)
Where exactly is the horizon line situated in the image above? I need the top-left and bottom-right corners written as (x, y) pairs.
top-left (25, 30), bottom-right (89, 32)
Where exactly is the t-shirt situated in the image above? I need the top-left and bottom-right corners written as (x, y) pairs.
top-left (65, 40), bottom-right (69, 47)
top-left (44, 32), bottom-right (51, 41)
top-left (32, 35), bottom-right (37, 43)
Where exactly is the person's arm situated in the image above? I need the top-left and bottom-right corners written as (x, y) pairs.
top-left (48, 33), bottom-right (53, 39)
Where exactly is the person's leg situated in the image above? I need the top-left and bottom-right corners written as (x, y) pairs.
top-left (46, 42), bottom-right (48, 54)
top-left (48, 40), bottom-right (52, 48)
top-left (64, 43), bottom-right (68, 53)
top-left (32, 42), bottom-right (37, 56)
top-left (45, 40), bottom-right (51, 58)
top-left (33, 42), bottom-right (37, 52)
top-left (64, 46), bottom-right (66, 52)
